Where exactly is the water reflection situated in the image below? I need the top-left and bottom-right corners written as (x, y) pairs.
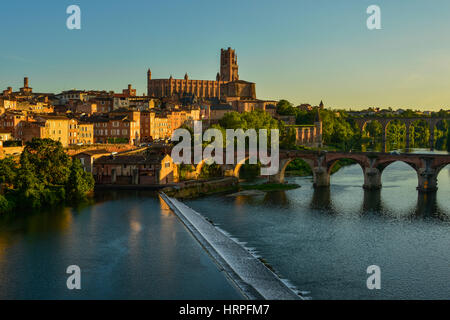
top-left (362, 189), bottom-right (382, 213)
top-left (231, 186), bottom-right (449, 222)
top-left (0, 191), bottom-right (242, 300)
top-left (186, 152), bottom-right (450, 299)
top-left (262, 190), bottom-right (289, 207)
top-left (310, 188), bottom-right (332, 211)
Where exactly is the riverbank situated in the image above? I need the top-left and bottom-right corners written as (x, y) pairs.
top-left (162, 177), bottom-right (239, 199)
top-left (159, 192), bottom-right (302, 300)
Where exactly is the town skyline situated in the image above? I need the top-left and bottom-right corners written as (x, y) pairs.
top-left (1, 74), bottom-right (447, 113)
top-left (2, 0), bottom-right (450, 111)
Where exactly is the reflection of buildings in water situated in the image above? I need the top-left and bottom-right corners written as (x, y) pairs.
top-left (159, 194), bottom-right (172, 216)
top-left (233, 195), bottom-right (249, 207)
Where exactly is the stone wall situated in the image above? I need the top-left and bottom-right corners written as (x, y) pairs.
top-left (162, 177), bottom-right (239, 199)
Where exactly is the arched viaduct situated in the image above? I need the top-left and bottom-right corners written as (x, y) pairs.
top-left (189, 149), bottom-right (450, 193)
top-left (352, 116), bottom-right (448, 151)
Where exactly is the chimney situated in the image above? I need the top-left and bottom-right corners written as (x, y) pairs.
top-left (128, 84), bottom-right (132, 91)
top-left (24, 77), bottom-right (29, 88)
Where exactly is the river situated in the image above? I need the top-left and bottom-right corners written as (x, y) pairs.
top-left (0, 191), bottom-right (242, 299)
top-left (186, 149), bottom-right (450, 299)
top-left (1, 150), bottom-right (449, 299)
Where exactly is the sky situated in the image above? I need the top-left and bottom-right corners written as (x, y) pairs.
top-left (1, 0), bottom-right (450, 110)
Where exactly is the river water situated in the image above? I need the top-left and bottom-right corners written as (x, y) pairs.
top-left (0, 191), bottom-right (242, 299)
top-left (1, 149), bottom-right (449, 299)
top-left (186, 149), bottom-right (450, 299)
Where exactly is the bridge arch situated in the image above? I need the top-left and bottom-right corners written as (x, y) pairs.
top-left (377, 159), bottom-right (420, 173)
top-left (325, 158), bottom-right (365, 188)
top-left (378, 160), bottom-right (420, 191)
top-left (232, 156), bottom-right (251, 178)
top-left (354, 116), bottom-right (450, 151)
top-left (360, 119), bottom-right (384, 134)
top-left (194, 159), bottom-right (208, 178)
top-left (269, 157), bottom-right (315, 184)
top-left (195, 159), bottom-right (224, 179)
top-left (326, 157), bottom-right (365, 175)
top-left (435, 160), bottom-right (450, 178)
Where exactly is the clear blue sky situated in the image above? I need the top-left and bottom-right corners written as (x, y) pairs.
top-left (1, 0), bottom-right (450, 110)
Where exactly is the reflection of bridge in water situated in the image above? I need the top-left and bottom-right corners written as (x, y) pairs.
top-left (233, 186), bottom-right (449, 220)
top-left (309, 188), bottom-right (449, 220)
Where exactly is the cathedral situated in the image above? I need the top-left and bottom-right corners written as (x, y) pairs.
top-left (147, 48), bottom-right (256, 100)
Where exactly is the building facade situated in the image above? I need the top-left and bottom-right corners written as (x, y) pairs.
top-left (93, 148), bottom-right (178, 185)
top-left (147, 48), bottom-right (247, 99)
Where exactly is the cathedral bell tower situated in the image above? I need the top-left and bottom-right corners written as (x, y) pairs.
top-left (219, 47), bottom-right (239, 82)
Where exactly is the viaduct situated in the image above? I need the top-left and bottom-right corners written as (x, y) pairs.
top-left (193, 150), bottom-right (450, 193)
top-left (351, 116), bottom-right (449, 151)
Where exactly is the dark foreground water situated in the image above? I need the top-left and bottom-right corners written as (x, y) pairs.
top-left (186, 151), bottom-right (450, 299)
top-left (1, 150), bottom-right (449, 300)
top-left (0, 191), bottom-right (242, 299)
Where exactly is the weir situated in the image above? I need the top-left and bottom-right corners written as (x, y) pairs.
top-left (159, 192), bottom-right (302, 300)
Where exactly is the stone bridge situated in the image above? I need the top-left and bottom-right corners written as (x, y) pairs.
top-left (351, 116), bottom-right (448, 151)
top-left (192, 150), bottom-right (450, 193)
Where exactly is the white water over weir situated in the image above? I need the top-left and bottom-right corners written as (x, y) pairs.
top-left (159, 193), bottom-right (302, 300)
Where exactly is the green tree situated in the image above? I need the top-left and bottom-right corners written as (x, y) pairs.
top-left (0, 157), bottom-right (17, 186)
top-left (219, 111), bottom-right (247, 129)
top-left (15, 150), bottom-right (46, 208)
top-left (23, 138), bottom-right (71, 186)
top-left (66, 158), bottom-right (95, 201)
top-left (276, 100), bottom-right (296, 116)
top-left (1, 138), bottom-right (95, 213)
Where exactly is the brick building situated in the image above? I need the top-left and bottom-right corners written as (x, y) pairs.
top-left (90, 111), bottom-right (140, 145)
top-left (17, 115), bottom-right (70, 147)
top-left (68, 118), bottom-right (94, 145)
top-left (0, 111), bottom-right (29, 138)
top-left (93, 148), bottom-right (178, 185)
top-left (147, 48), bottom-right (249, 99)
